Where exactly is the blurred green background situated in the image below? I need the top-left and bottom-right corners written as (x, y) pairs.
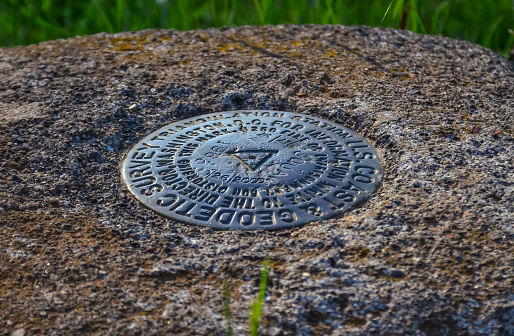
top-left (1, 0), bottom-right (513, 57)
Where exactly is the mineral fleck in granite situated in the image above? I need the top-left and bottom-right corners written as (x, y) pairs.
top-left (0, 25), bottom-right (513, 335)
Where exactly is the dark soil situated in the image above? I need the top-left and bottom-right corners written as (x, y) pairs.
top-left (0, 25), bottom-right (513, 335)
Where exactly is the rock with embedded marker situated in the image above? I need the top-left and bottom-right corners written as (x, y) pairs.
top-left (0, 25), bottom-right (512, 335)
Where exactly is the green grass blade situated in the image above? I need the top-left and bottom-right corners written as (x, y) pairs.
top-left (250, 258), bottom-right (271, 336)
top-left (482, 15), bottom-right (504, 48)
top-left (42, 0), bottom-right (52, 12)
top-left (380, 0), bottom-right (394, 27)
top-left (223, 0), bottom-right (229, 26)
top-left (94, 3), bottom-right (116, 34)
top-left (115, 0), bottom-right (125, 31)
top-left (210, 0), bottom-right (218, 27)
top-left (408, 0), bottom-right (427, 34)
top-left (504, 30), bottom-right (514, 58)
top-left (323, 0), bottom-right (335, 25)
top-left (0, 10), bottom-right (14, 44)
top-left (18, 6), bottom-right (65, 35)
top-left (223, 280), bottom-right (233, 336)
top-left (177, 0), bottom-right (190, 30)
top-left (253, 0), bottom-right (265, 25)
top-left (431, 0), bottom-right (450, 34)
top-left (391, 0), bottom-right (406, 24)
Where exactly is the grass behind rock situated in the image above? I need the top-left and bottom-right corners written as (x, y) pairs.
top-left (0, 0), bottom-right (513, 56)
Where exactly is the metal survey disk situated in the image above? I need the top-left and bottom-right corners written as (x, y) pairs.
top-left (122, 111), bottom-right (382, 230)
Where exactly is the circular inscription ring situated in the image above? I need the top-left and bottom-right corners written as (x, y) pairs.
top-left (122, 111), bottom-right (382, 230)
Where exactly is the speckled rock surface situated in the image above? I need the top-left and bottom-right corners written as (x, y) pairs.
top-left (0, 25), bottom-right (513, 335)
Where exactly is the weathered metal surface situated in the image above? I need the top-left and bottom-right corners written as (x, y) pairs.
top-left (122, 111), bottom-right (382, 230)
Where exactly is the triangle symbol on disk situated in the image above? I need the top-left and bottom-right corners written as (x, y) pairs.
top-left (227, 149), bottom-right (279, 171)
